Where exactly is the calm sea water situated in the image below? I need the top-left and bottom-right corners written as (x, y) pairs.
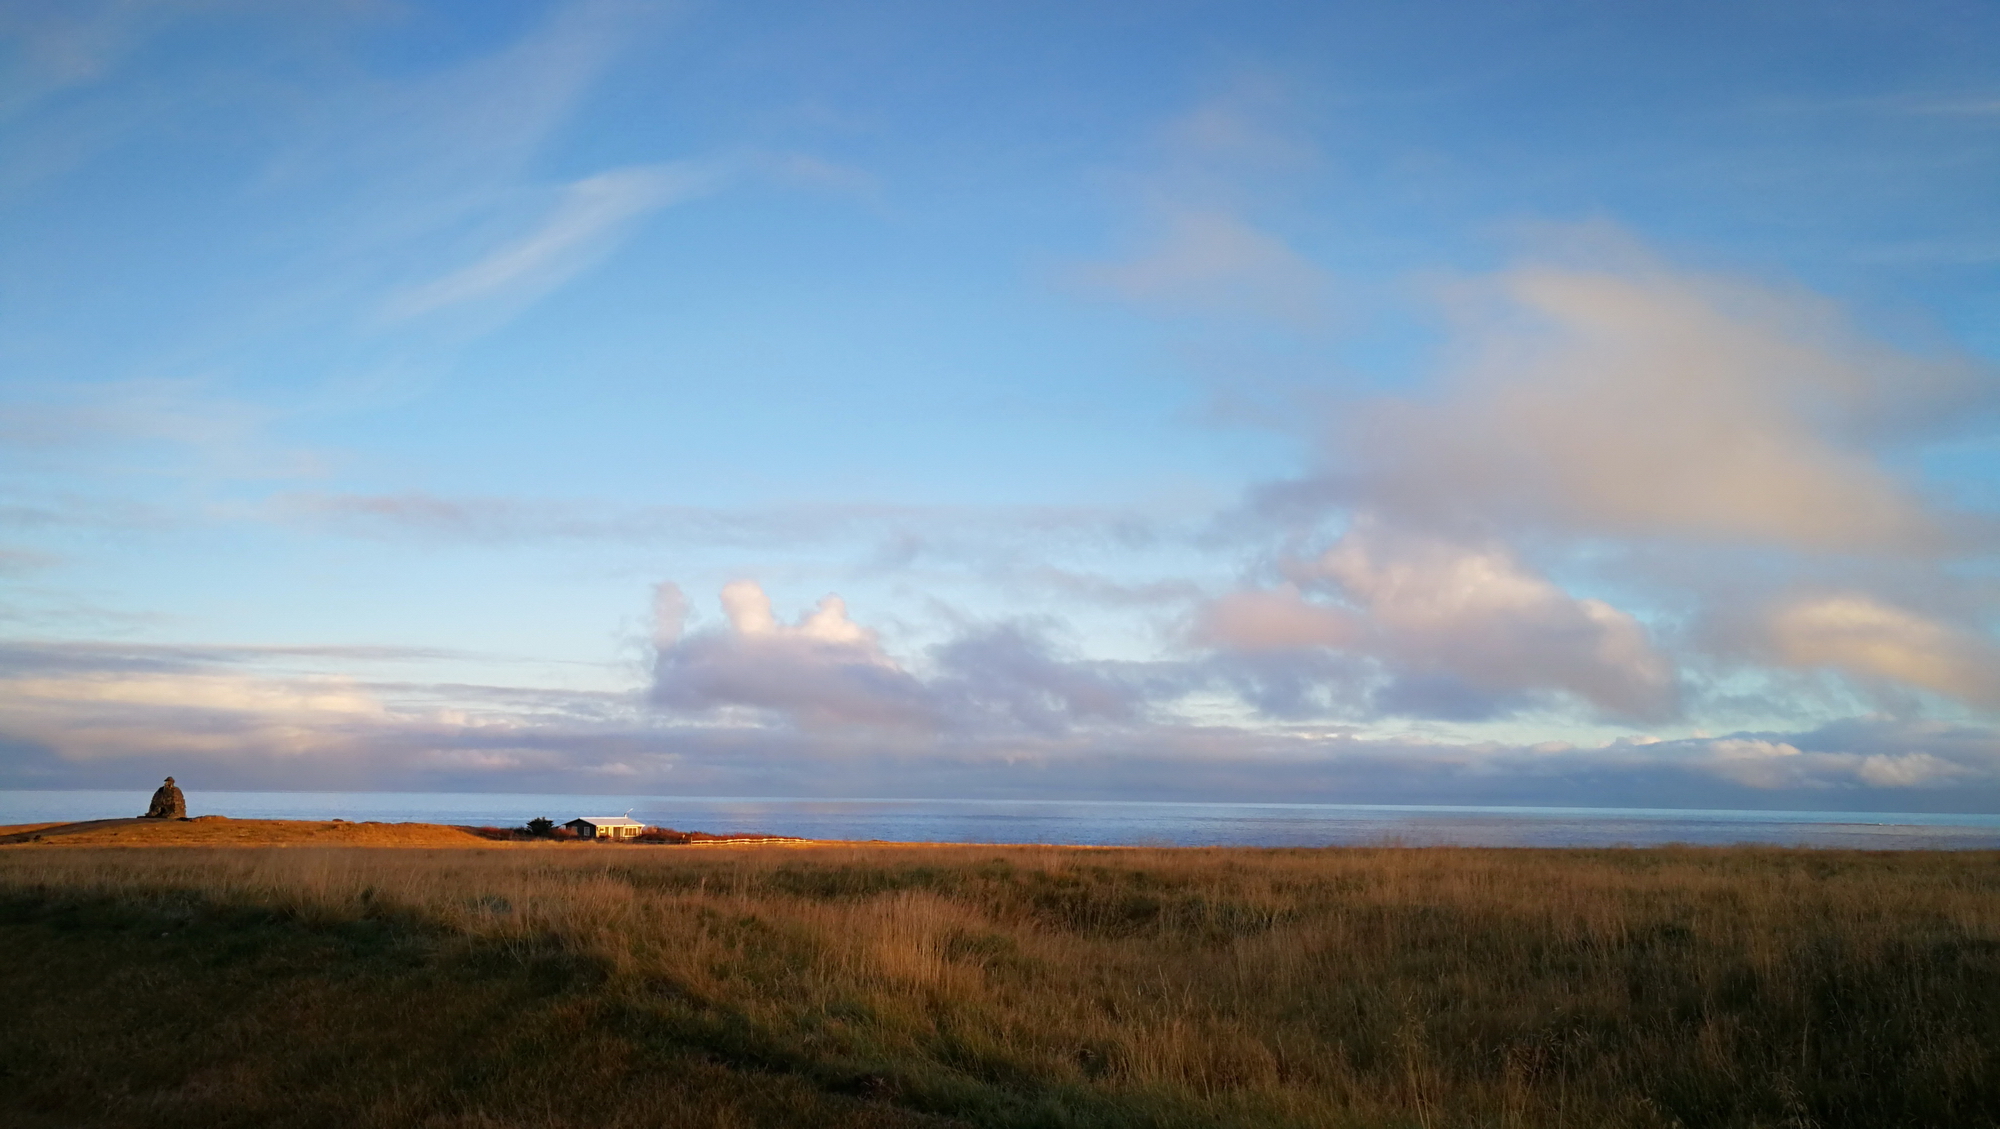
top-left (6, 790), bottom-right (2000, 848)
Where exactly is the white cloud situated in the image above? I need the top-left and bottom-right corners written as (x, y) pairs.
top-left (1698, 738), bottom-right (1808, 789)
top-left (0, 669), bottom-right (389, 761)
top-left (718, 579), bottom-right (877, 648)
top-left (1857, 752), bottom-right (1965, 787)
top-left (1682, 735), bottom-right (1980, 791)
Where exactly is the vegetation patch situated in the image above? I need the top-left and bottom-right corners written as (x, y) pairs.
top-left (2, 844), bottom-right (1997, 1127)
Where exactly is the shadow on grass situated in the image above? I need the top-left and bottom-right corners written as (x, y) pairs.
top-left (0, 890), bottom-right (1228, 1129)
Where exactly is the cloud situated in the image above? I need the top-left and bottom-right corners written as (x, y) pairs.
top-left (1301, 253), bottom-right (1996, 553)
top-left (1694, 738), bottom-right (1811, 789)
top-left (0, 0), bottom-right (201, 117)
top-left (0, 640), bottom-right (655, 788)
top-left (4, 628), bottom-right (1996, 810)
top-left (1199, 237), bottom-right (2000, 726)
top-left (1680, 732), bottom-right (1980, 791)
top-left (384, 162), bottom-right (721, 320)
top-left (0, 663), bottom-right (386, 763)
top-left (649, 581), bottom-right (1165, 734)
top-left (269, 0), bottom-right (676, 197)
top-left (1198, 585), bottom-right (1358, 651)
top-left (651, 580), bottom-right (934, 729)
top-left (0, 548), bottom-right (59, 575)
top-left (1857, 752), bottom-right (1965, 787)
top-left (928, 623), bottom-right (1155, 733)
top-left (271, 491), bottom-right (1186, 550)
top-left (8, 684), bottom-right (1994, 812)
top-left (1762, 594), bottom-right (2000, 706)
top-left (1076, 211), bottom-right (1334, 327)
top-left (1199, 520), bottom-right (1677, 721)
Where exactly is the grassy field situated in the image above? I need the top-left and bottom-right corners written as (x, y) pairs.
top-left (0, 816), bottom-right (504, 847)
top-left (2, 840), bottom-right (1996, 1128)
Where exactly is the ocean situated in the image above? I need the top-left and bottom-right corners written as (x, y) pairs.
top-left (5, 790), bottom-right (2000, 848)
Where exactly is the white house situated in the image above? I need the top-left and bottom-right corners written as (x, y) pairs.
top-left (564, 816), bottom-right (646, 840)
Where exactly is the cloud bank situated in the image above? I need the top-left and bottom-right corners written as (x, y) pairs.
top-left (4, 627), bottom-right (1995, 811)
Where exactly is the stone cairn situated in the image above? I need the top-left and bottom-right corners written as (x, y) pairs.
top-left (142, 776), bottom-right (186, 820)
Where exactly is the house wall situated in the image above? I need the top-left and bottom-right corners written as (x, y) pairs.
top-left (563, 821), bottom-right (642, 840)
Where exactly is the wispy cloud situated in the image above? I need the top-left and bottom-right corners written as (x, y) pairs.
top-left (383, 161), bottom-right (722, 321)
top-left (1075, 210), bottom-right (1335, 327)
top-left (0, 0), bottom-right (194, 118)
top-left (1076, 84), bottom-right (1336, 329)
top-left (267, 491), bottom-right (1194, 556)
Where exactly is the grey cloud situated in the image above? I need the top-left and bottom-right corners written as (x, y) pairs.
top-left (653, 627), bottom-right (937, 730)
top-left (927, 624), bottom-right (1159, 734)
top-left (1198, 521), bottom-right (1680, 723)
top-left (10, 652), bottom-right (1998, 812)
top-left (1368, 673), bottom-right (1531, 723)
top-left (0, 548), bottom-right (58, 576)
top-left (6, 620), bottom-right (1998, 811)
top-left (1200, 648), bottom-right (1374, 721)
top-left (648, 582), bottom-right (1180, 736)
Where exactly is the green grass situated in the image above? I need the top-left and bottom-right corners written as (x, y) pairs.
top-left (2, 845), bottom-right (1997, 1127)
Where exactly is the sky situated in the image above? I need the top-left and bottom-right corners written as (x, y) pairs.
top-left (3, 0), bottom-right (1999, 809)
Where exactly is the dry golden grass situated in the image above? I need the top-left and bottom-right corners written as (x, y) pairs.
top-left (2, 843), bottom-right (1996, 1127)
top-left (0, 817), bottom-right (506, 847)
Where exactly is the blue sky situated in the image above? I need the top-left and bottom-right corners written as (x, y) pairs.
top-left (3, 0), bottom-right (1998, 808)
